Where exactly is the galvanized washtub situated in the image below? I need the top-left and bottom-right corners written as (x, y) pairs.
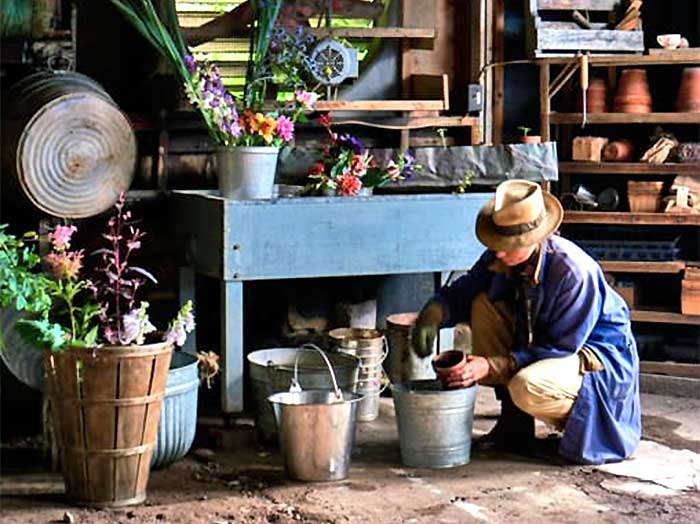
top-left (151, 351), bottom-right (199, 469)
top-left (0, 307), bottom-right (44, 391)
top-left (248, 346), bottom-right (359, 443)
top-left (392, 380), bottom-right (477, 468)
top-left (1, 70), bottom-right (135, 218)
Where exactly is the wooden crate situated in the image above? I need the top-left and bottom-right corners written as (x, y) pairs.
top-left (573, 136), bottom-right (609, 162)
top-left (526, 0), bottom-right (644, 57)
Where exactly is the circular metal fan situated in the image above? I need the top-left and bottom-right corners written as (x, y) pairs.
top-left (308, 38), bottom-right (358, 86)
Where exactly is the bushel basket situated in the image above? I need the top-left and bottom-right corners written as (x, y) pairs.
top-left (44, 342), bottom-right (172, 507)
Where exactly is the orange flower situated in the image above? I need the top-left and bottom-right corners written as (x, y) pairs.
top-left (258, 115), bottom-right (277, 144)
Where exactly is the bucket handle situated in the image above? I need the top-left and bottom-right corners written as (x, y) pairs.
top-left (291, 344), bottom-right (343, 400)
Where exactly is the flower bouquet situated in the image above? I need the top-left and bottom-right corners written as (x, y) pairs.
top-left (108, 0), bottom-right (319, 199)
top-left (307, 114), bottom-right (418, 196)
top-left (2, 194), bottom-right (195, 507)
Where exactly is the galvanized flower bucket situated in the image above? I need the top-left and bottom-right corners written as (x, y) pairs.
top-left (268, 344), bottom-right (362, 482)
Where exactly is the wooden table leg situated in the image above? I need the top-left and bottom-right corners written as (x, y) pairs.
top-left (221, 280), bottom-right (244, 413)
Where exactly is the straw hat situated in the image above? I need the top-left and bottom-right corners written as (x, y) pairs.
top-left (475, 180), bottom-right (563, 251)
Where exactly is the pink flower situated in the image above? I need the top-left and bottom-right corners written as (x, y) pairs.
top-left (337, 173), bottom-right (362, 196)
top-left (350, 154), bottom-right (368, 177)
top-left (319, 113), bottom-right (332, 128)
top-left (386, 160), bottom-right (401, 180)
top-left (308, 162), bottom-right (326, 177)
top-left (276, 115), bottom-right (294, 142)
top-left (48, 225), bottom-right (77, 251)
top-left (295, 90), bottom-right (318, 110)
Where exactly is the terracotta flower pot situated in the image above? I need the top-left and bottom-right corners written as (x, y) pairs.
top-left (603, 139), bottom-right (635, 162)
top-left (675, 67), bottom-right (700, 113)
top-left (431, 350), bottom-right (467, 388)
top-left (578, 78), bottom-right (608, 113)
top-left (614, 69), bottom-right (652, 113)
top-left (519, 135), bottom-right (542, 144)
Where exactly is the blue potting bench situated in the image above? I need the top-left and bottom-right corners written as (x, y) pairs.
top-left (171, 191), bottom-right (491, 412)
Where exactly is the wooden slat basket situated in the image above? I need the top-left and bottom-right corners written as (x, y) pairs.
top-left (44, 342), bottom-right (172, 507)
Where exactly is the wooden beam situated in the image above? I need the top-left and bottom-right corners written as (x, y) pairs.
top-left (331, 115), bottom-right (479, 130)
top-left (536, 0), bottom-right (618, 10)
top-left (541, 53), bottom-right (700, 66)
top-left (315, 100), bottom-right (446, 111)
top-left (492, 0), bottom-right (505, 144)
top-left (640, 362), bottom-right (700, 379)
top-left (306, 27), bottom-right (436, 39)
top-left (550, 112), bottom-right (700, 124)
top-left (559, 162), bottom-right (700, 174)
top-left (599, 261), bottom-right (686, 274)
top-left (540, 62), bottom-right (551, 142)
top-left (631, 310), bottom-right (700, 325)
top-left (563, 211), bottom-right (700, 225)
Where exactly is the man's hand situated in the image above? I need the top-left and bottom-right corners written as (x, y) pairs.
top-left (445, 355), bottom-right (490, 388)
top-left (412, 301), bottom-right (445, 357)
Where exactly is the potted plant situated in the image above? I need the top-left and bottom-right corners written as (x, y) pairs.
top-left (0, 227), bottom-right (52, 390)
top-left (108, 0), bottom-right (318, 200)
top-left (307, 114), bottom-right (418, 196)
top-left (517, 125), bottom-right (542, 144)
top-left (11, 194), bottom-right (195, 507)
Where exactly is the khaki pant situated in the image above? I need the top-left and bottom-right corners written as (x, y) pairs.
top-left (470, 292), bottom-right (583, 429)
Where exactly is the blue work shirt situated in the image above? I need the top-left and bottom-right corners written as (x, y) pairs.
top-left (434, 234), bottom-right (641, 465)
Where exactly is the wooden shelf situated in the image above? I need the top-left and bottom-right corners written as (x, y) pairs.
top-left (542, 53), bottom-right (700, 67)
top-left (332, 115), bottom-right (479, 130)
top-left (563, 211), bottom-right (700, 225)
top-left (640, 361), bottom-right (700, 379)
top-left (559, 162), bottom-right (700, 175)
top-left (307, 27), bottom-right (435, 39)
top-left (550, 112), bottom-right (700, 125)
top-left (315, 100), bottom-right (446, 112)
top-left (630, 309), bottom-right (700, 325)
top-left (599, 261), bottom-right (687, 273)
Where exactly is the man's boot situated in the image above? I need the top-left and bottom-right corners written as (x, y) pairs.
top-left (474, 386), bottom-right (535, 454)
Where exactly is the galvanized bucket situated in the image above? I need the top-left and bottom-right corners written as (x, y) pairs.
top-left (0, 307), bottom-right (44, 391)
top-left (248, 347), bottom-right (359, 443)
top-left (392, 380), bottom-right (477, 468)
top-left (217, 146), bottom-right (280, 200)
top-left (151, 351), bottom-right (199, 469)
top-left (328, 328), bottom-right (389, 422)
top-left (385, 313), bottom-right (437, 384)
top-left (268, 345), bottom-right (362, 482)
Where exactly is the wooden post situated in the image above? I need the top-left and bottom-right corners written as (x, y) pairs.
top-left (540, 61), bottom-right (551, 142)
top-left (492, 0), bottom-right (505, 144)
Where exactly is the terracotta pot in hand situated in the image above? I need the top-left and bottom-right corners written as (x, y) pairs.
top-left (431, 350), bottom-right (467, 388)
top-left (614, 69), bottom-right (652, 113)
top-left (675, 67), bottom-right (700, 113)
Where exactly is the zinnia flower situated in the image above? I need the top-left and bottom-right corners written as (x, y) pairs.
top-left (48, 225), bottom-right (77, 251)
top-left (337, 173), bottom-right (362, 196)
top-left (276, 115), bottom-right (294, 142)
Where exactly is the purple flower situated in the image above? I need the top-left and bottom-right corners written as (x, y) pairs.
top-left (401, 151), bottom-right (416, 178)
top-left (164, 300), bottom-right (195, 347)
top-left (184, 54), bottom-right (197, 73)
top-left (337, 134), bottom-right (364, 155)
top-left (121, 302), bottom-right (156, 345)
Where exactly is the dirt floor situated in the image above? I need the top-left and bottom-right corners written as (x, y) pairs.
top-left (1, 391), bottom-right (699, 524)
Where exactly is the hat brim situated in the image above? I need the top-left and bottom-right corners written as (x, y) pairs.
top-left (475, 191), bottom-right (563, 251)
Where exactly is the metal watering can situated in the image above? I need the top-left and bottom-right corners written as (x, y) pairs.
top-left (267, 344), bottom-right (363, 481)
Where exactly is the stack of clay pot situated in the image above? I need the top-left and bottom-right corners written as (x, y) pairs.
top-left (676, 67), bottom-right (700, 112)
top-left (614, 69), bottom-right (652, 113)
top-left (578, 78), bottom-right (609, 113)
